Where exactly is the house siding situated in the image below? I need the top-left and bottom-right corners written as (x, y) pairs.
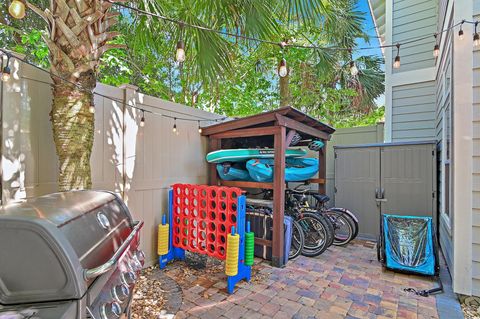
top-left (391, 81), bottom-right (436, 142)
top-left (392, 0), bottom-right (438, 73)
top-left (436, 22), bottom-right (453, 274)
top-left (472, 6), bottom-right (480, 295)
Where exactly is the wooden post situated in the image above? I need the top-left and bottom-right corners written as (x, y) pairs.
top-left (272, 125), bottom-right (286, 267)
top-left (318, 140), bottom-right (327, 194)
top-left (208, 138), bottom-right (221, 185)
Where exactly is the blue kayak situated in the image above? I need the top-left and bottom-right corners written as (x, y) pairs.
top-left (246, 158), bottom-right (319, 182)
top-left (216, 163), bottom-right (252, 181)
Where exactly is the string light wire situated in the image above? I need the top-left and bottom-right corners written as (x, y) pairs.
top-left (106, 1), bottom-right (473, 52)
top-left (0, 48), bottom-right (227, 125)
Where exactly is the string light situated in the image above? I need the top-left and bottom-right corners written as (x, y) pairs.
top-left (8, 0), bottom-right (26, 19)
top-left (172, 118), bottom-right (177, 133)
top-left (176, 24), bottom-right (185, 63)
top-left (1, 54), bottom-right (11, 82)
top-left (348, 49), bottom-right (358, 76)
top-left (350, 61), bottom-right (359, 76)
top-left (198, 120), bottom-right (202, 133)
top-left (433, 34), bottom-right (439, 57)
top-left (140, 110), bottom-right (145, 127)
top-left (88, 105), bottom-right (95, 113)
top-left (176, 40), bottom-right (185, 63)
top-left (393, 43), bottom-right (401, 69)
top-left (459, 20), bottom-right (465, 40)
top-left (278, 58), bottom-right (288, 77)
top-left (474, 22), bottom-right (480, 47)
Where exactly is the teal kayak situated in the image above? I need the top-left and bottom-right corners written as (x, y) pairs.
top-left (216, 163), bottom-right (252, 181)
top-left (246, 158), bottom-right (319, 182)
top-left (206, 148), bottom-right (307, 163)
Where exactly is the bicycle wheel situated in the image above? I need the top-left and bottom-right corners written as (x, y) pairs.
top-left (323, 210), bottom-right (354, 246)
top-left (303, 209), bottom-right (334, 247)
top-left (297, 212), bottom-right (330, 257)
top-left (329, 207), bottom-right (359, 240)
top-left (289, 220), bottom-right (305, 259)
top-left (320, 213), bottom-right (335, 247)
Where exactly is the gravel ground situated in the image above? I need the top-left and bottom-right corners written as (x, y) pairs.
top-left (130, 266), bottom-right (167, 319)
top-left (130, 255), bottom-right (268, 319)
top-left (461, 295), bottom-right (480, 318)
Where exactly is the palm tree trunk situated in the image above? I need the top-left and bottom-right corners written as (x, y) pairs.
top-left (24, 0), bottom-right (124, 190)
top-left (51, 80), bottom-right (95, 191)
top-left (279, 72), bottom-right (291, 107)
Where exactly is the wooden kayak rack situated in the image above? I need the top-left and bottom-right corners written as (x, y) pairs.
top-left (201, 106), bottom-right (335, 267)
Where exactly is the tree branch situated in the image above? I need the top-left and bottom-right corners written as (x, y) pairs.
top-left (25, 2), bottom-right (50, 25)
top-left (96, 43), bottom-right (127, 57)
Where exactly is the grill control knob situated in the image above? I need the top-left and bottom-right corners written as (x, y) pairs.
top-left (121, 271), bottom-right (136, 286)
top-left (130, 256), bottom-right (142, 272)
top-left (112, 284), bottom-right (130, 303)
top-left (100, 301), bottom-right (121, 319)
top-left (135, 250), bottom-right (145, 266)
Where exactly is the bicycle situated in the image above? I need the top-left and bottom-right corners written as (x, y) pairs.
top-left (288, 186), bottom-right (358, 246)
top-left (261, 189), bottom-right (333, 257)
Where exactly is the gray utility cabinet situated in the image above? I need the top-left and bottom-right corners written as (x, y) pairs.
top-left (334, 141), bottom-right (437, 240)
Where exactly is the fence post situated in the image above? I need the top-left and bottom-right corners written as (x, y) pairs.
top-left (119, 84), bottom-right (138, 203)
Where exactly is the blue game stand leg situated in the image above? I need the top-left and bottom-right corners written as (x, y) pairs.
top-left (159, 188), bottom-right (185, 269)
top-left (227, 195), bottom-right (252, 294)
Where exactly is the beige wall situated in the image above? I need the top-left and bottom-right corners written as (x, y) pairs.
top-left (0, 55), bottom-right (223, 266)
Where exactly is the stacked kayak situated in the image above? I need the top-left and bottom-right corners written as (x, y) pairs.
top-left (246, 158), bottom-right (319, 182)
top-left (216, 162), bottom-right (252, 181)
top-left (207, 148), bottom-right (321, 182)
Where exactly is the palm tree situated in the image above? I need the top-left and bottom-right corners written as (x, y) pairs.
top-left (5, 0), bottom-right (279, 190)
top-left (6, 0), bottom-right (126, 190)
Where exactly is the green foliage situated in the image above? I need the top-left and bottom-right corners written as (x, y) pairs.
top-left (2, 0), bottom-right (385, 128)
top-left (1, 0), bottom-right (49, 66)
top-left (334, 105), bottom-right (384, 128)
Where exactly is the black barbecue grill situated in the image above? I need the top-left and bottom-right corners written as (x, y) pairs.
top-left (0, 190), bottom-right (144, 319)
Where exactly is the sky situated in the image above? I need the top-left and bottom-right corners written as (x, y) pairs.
top-left (356, 0), bottom-right (383, 59)
top-left (356, 0), bottom-right (386, 106)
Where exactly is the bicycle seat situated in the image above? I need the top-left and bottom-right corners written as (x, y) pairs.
top-left (311, 193), bottom-right (330, 204)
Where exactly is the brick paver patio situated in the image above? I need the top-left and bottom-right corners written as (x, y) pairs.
top-left (162, 240), bottom-right (448, 319)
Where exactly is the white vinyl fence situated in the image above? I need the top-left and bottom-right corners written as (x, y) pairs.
top-left (1, 54), bottom-right (223, 266)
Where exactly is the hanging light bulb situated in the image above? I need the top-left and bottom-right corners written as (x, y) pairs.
top-left (176, 40), bottom-right (185, 63)
top-left (459, 20), bottom-right (465, 40)
top-left (393, 44), bottom-right (401, 69)
top-left (278, 58), bottom-right (288, 77)
top-left (8, 0), bottom-right (26, 19)
top-left (88, 105), bottom-right (95, 113)
top-left (1, 67), bottom-right (11, 82)
top-left (198, 121), bottom-right (202, 133)
top-left (1, 54), bottom-right (11, 82)
top-left (172, 118), bottom-right (177, 133)
top-left (475, 22), bottom-right (480, 47)
top-left (433, 44), bottom-right (440, 57)
top-left (140, 110), bottom-right (145, 127)
top-left (350, 61), bottom-right (359, 76)
top-left (433, 34), bottom-right (439, 57)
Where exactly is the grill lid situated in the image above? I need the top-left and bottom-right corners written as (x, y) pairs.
top-left (0, 190), bottom-right (136, 305)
